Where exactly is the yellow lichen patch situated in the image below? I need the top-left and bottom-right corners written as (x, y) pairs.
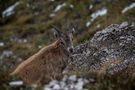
top-left (96, 59), bottom-right (122, 78)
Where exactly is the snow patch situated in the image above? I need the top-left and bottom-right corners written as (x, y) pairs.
top-left (0, 50), bottom-right (13, 59)
top-left (0, 42), bottom-right (4, 47)
top-left (10, 36), bottom-right (28, 43)
top-left (89, 5), bottom-right (93, 10)
top-left (97, 24), bottom-right (101, 28)
top-left (2, 2), bottom-right (20, 18)
top-left (9, 81), bottom-right (23, 87)
top-left (122, 2), bottom-right (135, 13)
top-left (54, 3), bottom-right (66, 12)
top-left (49, 0), bottom-right (55, 1)
top-left (86, 8), bottom-right (107, 27)
top-left (26, 3), bottom-right (30, 7)
top-left (70, 4), bottom-right (74, 8)
top-left (86, 21), bottom-right (91, 27)
top-left (38, 45), bottom-right (43, 49)
top-left (52, 84), bottom-right (61, 89)
top-left (91, 7), bottom-right (107, 20)
top-left (74, 78), bottom-right (84, 90)
top-left (69, 75), bottom-right (76, 81)
top-left (49, 13), bottom-right (56, 17)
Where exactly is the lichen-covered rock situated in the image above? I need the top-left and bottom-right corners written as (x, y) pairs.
top-left (65, 22), bottom-right (135, 76)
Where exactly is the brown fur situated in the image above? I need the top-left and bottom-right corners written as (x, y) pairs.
top-left (10, 40), bottom-right (70, 85)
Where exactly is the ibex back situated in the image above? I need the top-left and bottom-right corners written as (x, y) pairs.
top-left (10, 26), bottom-right (75, 86)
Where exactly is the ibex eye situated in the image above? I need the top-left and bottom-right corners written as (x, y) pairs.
top-left (60, 41), bottom-right (65, 45)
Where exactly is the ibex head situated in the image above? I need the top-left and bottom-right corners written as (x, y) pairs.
top-left (52, 25), bottom-right (76, 53)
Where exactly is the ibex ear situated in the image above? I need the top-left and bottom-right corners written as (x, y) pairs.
top-left (69, 24), bottom-right (76, 34)
top-left (71, 27), bottom-right (75, 34)
top-left (52, 25), bottom-right (62, 38)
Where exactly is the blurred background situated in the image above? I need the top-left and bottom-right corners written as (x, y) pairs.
top-left (0, 0), bottom-right (135, 90)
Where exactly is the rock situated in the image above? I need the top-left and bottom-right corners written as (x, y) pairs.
top-left (68, 75), bottom-right (76, 81)
top-left (65, 22), bottom-right (135, 76)
top-left (44, 75), bottom-right (88, 90)
top-left (74, 80), bottom-right (84, 90)
top-left (52, 84), bottom-right (60, 89)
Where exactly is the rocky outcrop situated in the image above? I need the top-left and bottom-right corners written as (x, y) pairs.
top-left (65, 22), bottom-right (135, 76)
top-left (9, 22), bottom-right (135, 90)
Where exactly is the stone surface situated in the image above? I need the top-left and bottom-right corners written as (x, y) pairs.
top-left (65, 22), bottom-right (135, 76)
top-left (43, 75), bottom-right (88, 90)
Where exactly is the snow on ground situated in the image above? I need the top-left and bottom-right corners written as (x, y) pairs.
top-left (0, 42), bottom-right (4, 47)
top-left (9, 81), bottom-right (23, 87)
top-left (38, 45), bottom-right (43, 49)
top-left (91, 7), bottom-right (107, 21)
top-left (2, 2), bottom-right (20, 18)
top-left (10, 36), bottom-right (28, 43)
top-left (54, 3), bottom-right (66, 12)
top-left (0, 50), bottom-right (13, 59)
top-left (69, 4), bottom-right (74, 8)
top-left (89, 5), bottom-right (93, 10)
top-left (49, 13), bottom-right (56, 17)
top-left (97, 24), bottom-right (101, 28)
top-left (86, 7), bottom-right (107, 27)
top-left (122, 2), bottom-right (135, 13)
top-left (49, 0), bottom-right (55, 1)
top-left (86, 21), bottom-right (92, 27)
top-left (50, 3), bottom-right (73, 17)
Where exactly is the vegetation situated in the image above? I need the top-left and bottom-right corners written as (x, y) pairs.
top-left (0, 0), bottom-right (135, 90)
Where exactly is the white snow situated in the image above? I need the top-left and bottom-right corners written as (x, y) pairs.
top-left (49, 0), bottom-right (55, 1)
top-left (18, 39), bottom-right (27, 43)
top-left (70, 4), bottom-right (74, 8)
top-left (69, 75), bottom-right (76, 81)
top-left (49, 80), bottom-right (59, 86)
top-left (9, 81), bottom-right (23, 87)
top-left (91, 7), bottom-right (107, 20)
top-left (122, 2), bottom-right (135, 13)
top-left (44, 87), bottom-right (52, 90)
top-left (0, 42), bottom-right (4, 47)
top-left (38, 45), bottom-right (42, 49)
top-left (1, 50), bottom-right (13, 58)
top-left (89, 5), bottom-right (93, 10)
top-left (2, 2), bottom-right (20, 18)
top-left (74, 79), bottom-right (84, 90)
top-left (10, 36), bottom-right (28, 43)
top-left (54, 3), bottom-right (66, 12)
top-left (86, 8), bottom-right (107, 27)
top-left (86, 21), bottom-right (91, 27)
top-left (49, 13), bottom-right (56, 17)
top-left (52, 84), bottom-right (61, 89)
top-left (26, 3), bottom-right (30, 7)
top-left (97, 24), bottom-right (101, 28)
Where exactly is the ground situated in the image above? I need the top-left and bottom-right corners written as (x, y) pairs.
top-left (0, 0), bottom-right (135, 90)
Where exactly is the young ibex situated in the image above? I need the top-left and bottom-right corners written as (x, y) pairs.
top-left (10, 26), bottom-right (75, 86)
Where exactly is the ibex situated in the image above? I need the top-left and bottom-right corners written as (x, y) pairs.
top-left (10, 25), bottom-right (75, 86)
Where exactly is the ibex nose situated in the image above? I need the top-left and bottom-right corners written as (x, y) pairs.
top-left (68, 48), bottom-right (73, 53)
